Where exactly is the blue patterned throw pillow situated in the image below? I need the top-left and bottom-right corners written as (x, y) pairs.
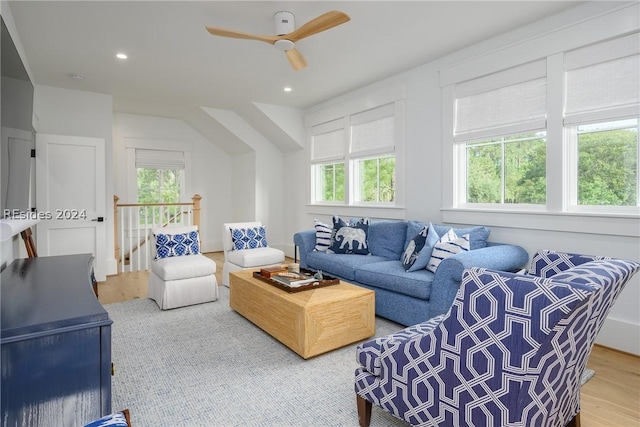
top-left (327, 216), bottom-right (370, 255)
top-left (154, 230), bottom-right (201, 260)
top-left (402, 225), bottom-right (428, 270)
top-left (231, 226), bottom-right (268, 250)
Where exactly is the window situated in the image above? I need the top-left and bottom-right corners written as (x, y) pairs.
top-left (444, 31), bottom-right (640, 213)
top-left (564, 33), bottom-right (640, 208)
top-left (135, 148), bottom-right (185, 224)
top-left (137, 168), bottom-right (183, 204)
top-left (573, 119), bottom-right (638, 206)
top-left (313, 162), bottom-right (344, 202)
top-left (453, 60), bottom-right (547, 206)
top-left (466, 132), bottom-right (546, 204)
top-left (309, 101), bottom-right (400, 206)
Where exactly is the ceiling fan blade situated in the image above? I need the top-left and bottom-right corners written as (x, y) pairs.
top-left (285, 48), bottom-right (308, 71)
top-left (205, 26), bottom-right (278, 44)
top-left (286, 10), bottom-right (350, 42)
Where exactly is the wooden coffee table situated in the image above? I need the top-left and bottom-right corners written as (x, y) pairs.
top-left (229, 270), bottom-right (375, 359)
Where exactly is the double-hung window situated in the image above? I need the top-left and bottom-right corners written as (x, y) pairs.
top-left (350, 104), bottom-right (396, 203)
top-left (135, 148), bottom-right (185, 224)
top-left (453, 60), bottom-right (547, 205)
top-left (310, 119), bottom-right (345, 203)
top-left (564, 33), bottom-right (639, 208)
top-left (445, 30), bottom-right (639, 214)
top-left (309, 99), bottom-right (401, 206)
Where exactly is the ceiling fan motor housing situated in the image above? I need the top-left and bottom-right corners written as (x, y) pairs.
top-left (274, 11), bottom-right (295, 35)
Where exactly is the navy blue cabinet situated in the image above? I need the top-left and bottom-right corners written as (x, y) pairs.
top-left (1, 254), bottom-right (112, 427)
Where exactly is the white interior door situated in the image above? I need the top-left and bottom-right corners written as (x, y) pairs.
top-left (36, 134), bottom-right (107, 280)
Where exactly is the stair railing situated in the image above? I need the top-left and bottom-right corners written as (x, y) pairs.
top-left (114, 194), bottom-right (201, 273)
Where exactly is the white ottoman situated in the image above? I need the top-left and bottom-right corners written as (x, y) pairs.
top-left (148, 254), bottom-right (219, 310)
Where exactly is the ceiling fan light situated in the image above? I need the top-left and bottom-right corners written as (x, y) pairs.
top-left (274, 39), bottom-right (295, 51)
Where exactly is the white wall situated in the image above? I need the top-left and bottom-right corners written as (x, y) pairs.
top-left (113, 112), bottom-right (233, 253)
top-left (291, 2), bottom-right (640, 354)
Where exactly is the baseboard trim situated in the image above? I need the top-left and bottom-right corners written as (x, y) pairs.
top-left (595, 317), bottom-right (639, 356)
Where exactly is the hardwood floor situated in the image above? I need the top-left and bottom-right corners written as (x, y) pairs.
top-left (98, 252), bottom-right (640, 427)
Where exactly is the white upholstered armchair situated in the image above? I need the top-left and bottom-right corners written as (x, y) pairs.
top-left (222, 221), bottom-right (285, 286)
top-left (148, 225), bottom-right (218, 309)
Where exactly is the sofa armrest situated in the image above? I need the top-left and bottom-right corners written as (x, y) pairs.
top-left (293, 230), bottom-right (317, 269)
top-left (428, 244), bottom-right (529, 316)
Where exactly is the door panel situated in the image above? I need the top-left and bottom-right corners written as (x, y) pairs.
top-left (36, 134), bottom-right (106, 280)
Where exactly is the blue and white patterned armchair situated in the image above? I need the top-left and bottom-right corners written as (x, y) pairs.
top-left (83, 409), bottom-right (131, 427)
top-left (355, 250), bottom-right (639, 427)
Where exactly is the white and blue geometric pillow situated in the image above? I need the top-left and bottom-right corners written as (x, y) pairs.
top-left (426, 228), bottom-right (470, 273)
top-left (231, 226), bottom-right (268, 250)
top-left (154, 230), bottom-right (201, 260)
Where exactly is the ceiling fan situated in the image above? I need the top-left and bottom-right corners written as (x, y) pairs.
top-left (205, 10), bottom-right (350, 71)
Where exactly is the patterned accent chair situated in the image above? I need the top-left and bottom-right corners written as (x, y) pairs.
top-left (355, 250), bottom-right (639, 427)
top-left (83, 409), bottom-right (131, 427)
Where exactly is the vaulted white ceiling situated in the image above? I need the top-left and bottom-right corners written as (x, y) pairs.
top-left (7, 1), bottom-right (582, 153)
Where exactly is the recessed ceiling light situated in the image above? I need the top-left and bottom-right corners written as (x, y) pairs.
top-left (116, 53), bottom-right (128, 60)
top-left (283, 86), bottom-right (292, 93)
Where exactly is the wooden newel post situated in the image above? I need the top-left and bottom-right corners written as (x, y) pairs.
top-left (114, 195), bottom-right (120, 271)
top-left (192, 194), bottom-right (202, 230)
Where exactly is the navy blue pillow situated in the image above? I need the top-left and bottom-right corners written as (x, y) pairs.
top-left (327, 216), bottom-right (370, 255)
top-left (401, 225), bottom-right (428, 270)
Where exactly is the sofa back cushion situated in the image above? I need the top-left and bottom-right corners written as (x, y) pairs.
top-left (367, 220), bottom-right (407, 259)
top-left (433, 224), bottom-right (490, 250)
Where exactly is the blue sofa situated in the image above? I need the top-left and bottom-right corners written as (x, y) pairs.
top-left (294, 220), bottom-right (528, 326)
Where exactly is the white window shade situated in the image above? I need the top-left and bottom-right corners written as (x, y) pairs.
top-left (350, 104), bottom-right (395, 156)
top-left (135, 149), bottom-right (185, 169)
top-left (311, 128), bottom-right (344, 162)
top-left (454, 60), bottom-right (547, 142)
top-left (564, 33), bottom-right (640, 124)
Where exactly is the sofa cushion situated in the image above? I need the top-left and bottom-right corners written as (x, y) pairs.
top-left (433, 224), bottom-right (490, 250)
top-left (306, 251), bottom-right (387, 281)
top-left (227, 247), bottom-right (284, 268)
top-left (328, 216), bottom-right (370, 255)
top-left (369, 220), bottom-right (408, 260)
top-left (355, 261), bottom-right (434, 300)
top-left (151, 254), bottom-right (216, 281)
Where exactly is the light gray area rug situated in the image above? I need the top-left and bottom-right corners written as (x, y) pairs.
top-left (106, 287), bottom-right (595, 427)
